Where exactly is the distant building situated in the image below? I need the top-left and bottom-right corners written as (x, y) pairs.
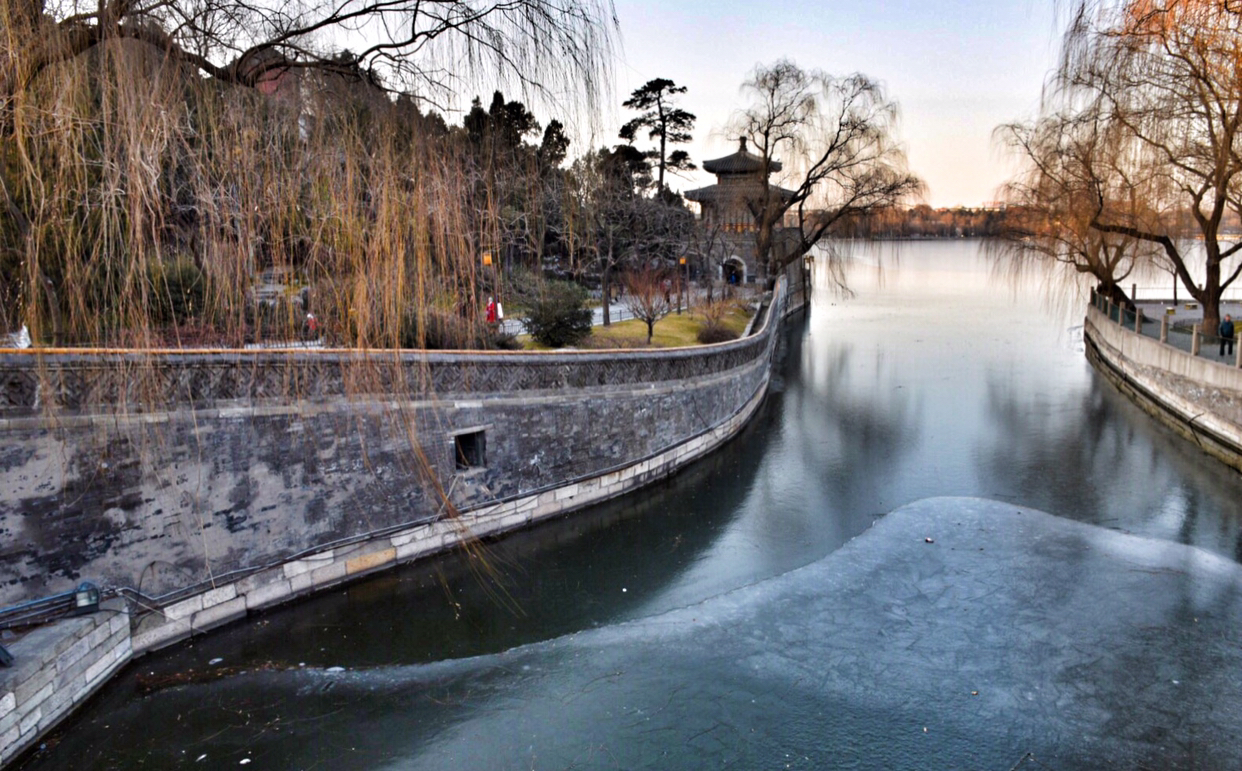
top-left (685, 138), bottom-right (797, 284)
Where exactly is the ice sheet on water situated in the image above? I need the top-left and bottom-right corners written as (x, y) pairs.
top-left (72, 498), bottom-right (1242, 769)
top-left (374, 497), bottom-right (1242, 769)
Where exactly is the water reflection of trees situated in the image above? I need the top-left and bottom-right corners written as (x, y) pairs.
top-left (779, 331), bottom-right (922, 526)
top-left (977, 372), bottom-right (1242, 561)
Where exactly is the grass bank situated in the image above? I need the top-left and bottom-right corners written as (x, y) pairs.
top-left (521, 303), bottom-right (753, 350)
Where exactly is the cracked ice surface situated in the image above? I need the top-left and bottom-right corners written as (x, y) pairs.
top-left (42, 497), bottom-right (1242, 769)
top-left (387, 497), bottom-right (1242, 769)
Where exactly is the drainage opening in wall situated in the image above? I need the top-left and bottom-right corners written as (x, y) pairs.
top-left (454, 429), bottom-right (486, 470)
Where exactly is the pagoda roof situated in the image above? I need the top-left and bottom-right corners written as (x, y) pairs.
top-left (702, 138), bottom-right (781, 175)
top-left (684, 182), bottom-right (797, 203)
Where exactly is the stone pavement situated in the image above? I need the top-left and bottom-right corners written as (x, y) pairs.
top-left (1136, 299), bottom-right (1242, 327)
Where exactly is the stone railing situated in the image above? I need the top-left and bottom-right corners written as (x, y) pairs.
top-left (0, 316), bottom-right (771, 417)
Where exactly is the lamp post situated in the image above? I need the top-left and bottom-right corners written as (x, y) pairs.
top-left (481, 250), bottom-right (493, 327)
top-left (678, 256), bottom-right (688, 314)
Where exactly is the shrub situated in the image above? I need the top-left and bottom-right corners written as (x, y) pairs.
top-left (401, 310), bottom-right (474, 349)
top-left (149, 258), bottom-right (205, 324)
top-left (697, 323), bottom-right (738, 344)
top-left (522, 280), bottom-right (593, 348)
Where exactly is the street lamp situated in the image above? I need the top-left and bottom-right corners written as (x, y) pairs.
top-left (679, 256), bottom-right (689, 314)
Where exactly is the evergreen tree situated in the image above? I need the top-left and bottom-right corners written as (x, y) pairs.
top-left (619, 78), bottom-right (696, 195)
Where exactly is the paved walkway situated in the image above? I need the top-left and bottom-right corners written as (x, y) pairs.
top-left (1135, 299), bottom-right (1242, 327)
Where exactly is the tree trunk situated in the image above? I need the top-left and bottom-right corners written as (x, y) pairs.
top-left (602, 261), bottom-right (611, 326)
top-left (39, 270), bottom-right (65, 346)
top-left (756, 221), bottom-right (774, 280)
top-left (1203, 256), bottom-right (1222, 334)
top-left (646, 319), bottom-right (654, 344)
top-left (1203, 289), bottom-right (1222, 338)
top-left (1099, 282), bottom-right (1134, 312)
top-left (658, 131), bottom-right (666, 194)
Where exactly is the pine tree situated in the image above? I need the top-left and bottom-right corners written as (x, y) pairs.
top-left (619, 79), bottom-right (696, 195)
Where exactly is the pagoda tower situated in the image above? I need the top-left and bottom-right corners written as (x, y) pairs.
top-left (685, 138), bottom-right (795, 284)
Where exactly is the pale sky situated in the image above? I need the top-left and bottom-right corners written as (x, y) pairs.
top-left (601, 0), bottom-right (1062, 208)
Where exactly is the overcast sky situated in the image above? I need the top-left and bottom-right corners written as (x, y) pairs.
top-left (599, 0), bottom-right (1063, 208)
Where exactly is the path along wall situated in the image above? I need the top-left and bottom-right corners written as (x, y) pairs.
top-left (1084, 303), bottom-right (1242, 472)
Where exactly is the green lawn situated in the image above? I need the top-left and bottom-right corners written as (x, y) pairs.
top-left (520, 303), bottom-right (753, 350)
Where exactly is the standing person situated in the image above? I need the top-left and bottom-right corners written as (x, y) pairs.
top-left (486, 296), bottom-right (498, 326)
top-left (1220, 314), bottom-right (1235, 357)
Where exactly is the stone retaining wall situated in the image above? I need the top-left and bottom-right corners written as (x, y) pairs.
top-left (0, 601), bottom-right (131, 766)
top-left (128, 381), bottom-right (769, 653)
top-left (1084, 305), bottom-right (1242, 471)
top-left (1, 280), bottom-right (784, 605)
top-left (0, 281), bottom-right (790, 766)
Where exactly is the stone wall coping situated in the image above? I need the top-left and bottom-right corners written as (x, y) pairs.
top-left (0, 281), bottom-right (783, 415)
top-left (0, 289), bottom-right (776, 365)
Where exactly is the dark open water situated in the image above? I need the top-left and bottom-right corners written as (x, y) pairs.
top-left (18, 240), bottom-right (1242, 769)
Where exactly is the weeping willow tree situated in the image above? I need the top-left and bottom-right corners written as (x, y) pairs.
top-left (998, 0), bottom-right (1242, 330)
top-left (0, 0), bottom-right (619, 611)
top-left (727, 59), bottom-right (923, 282)
top-left (0, 0), bottom-right (617, 345)
top-left (994, 110), bottom-right (1167, 311)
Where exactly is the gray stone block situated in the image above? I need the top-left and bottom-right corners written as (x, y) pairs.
top-left (236, 566), bottom-right (286, 595)
top-left (310, 560), bottom-right (348, 588)
top-left (13, 667), bottom-right (53, 708)
top-left (131, 617), bottom-right (192, 653)
top-left (190, 596), bottom-right (246, 631)
top-left (200, 584), bottom-right (238, 610)
top-left (18, 706), bottom-right (40, 736)
top-left (0, 723), bottom-right (19, 760)
top-left (244, 578), bottom-right (294, 611)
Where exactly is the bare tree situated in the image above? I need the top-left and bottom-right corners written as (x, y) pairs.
top-left (569, 146), bottom-right (641, 324)
top-left (1044, 0), bottom-right (1242, 330)
top-left (569, 145), bottom-right (691, 325)
top-left (729, 59), bottom-right (922, 277)
top-left (685, 218), bottom-right (728, 304)
top-left (622, 265), bottom-right (673, 344)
